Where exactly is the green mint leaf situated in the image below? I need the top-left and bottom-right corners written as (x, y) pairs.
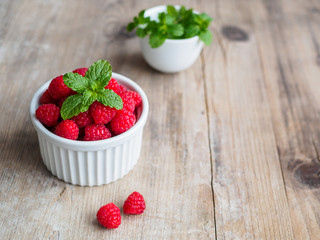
top-left (85, 60), bottom-right (112, 90)
top-left (199, 13), bottom-right (213, 22)
top-left (167, 24), bottom-right (184, 37)
top-left (60, 94), bottom-right (84, 120)
top-left (63, 73), bottom-right (90, 94)
top-left (165, 14), bottom-right (175, 25)
top-left (136, 27), bottom-right (148, 38)
top-left (96, 88), bottom-right (123, 110)
top-left (138, 10), bottom-right (145, 21)
top-left (199, 29), bottom-right (213, 46)
top-left (158, 12), bottom-right (166, 24)
top-left (149, 32), bottom-right (166, 48)
top-left (167, 5), bottom-right (178, 17)
top-left (82, 90), bottom-right (98, 110)
top-left (184, 24), bottom-right (200, 38)
top-left (127, 22), bottom-right (136, 32)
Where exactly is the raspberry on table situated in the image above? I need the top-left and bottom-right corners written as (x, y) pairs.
top-left (84, 124), bottom-right (111, 141)
top-left (71, 110), bottom-right (93, 128)
top-left (119, 91), bottom-right (135, 112)
top-left (48, 75), bottom-right (71, 100)
top-left (54, 120), bottom-right (79, 140)
top-left (40, 89), bottom-right (56, 105)
top-left (123, 192), bottom-right (146, 215)
top-left (72, 67), bottom-right (88, 77)
top-left (89, 101), bottom-right (117, 125)
top-left (96, 203), bottom-right (121, 229)
top-left (35, 104), bottom-right (60, 127)
top-left (105, 78), bottom-right (120, 93)
top-left (110, 109), bottom-right (136, 135)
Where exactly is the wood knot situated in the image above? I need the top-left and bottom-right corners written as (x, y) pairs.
top-left (221, 26), bottom-right (249, 42)
top-left (294, 160), bottom-right (320, 188)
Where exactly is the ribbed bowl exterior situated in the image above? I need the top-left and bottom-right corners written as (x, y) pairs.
top-left (30, 72), bottom-right (148, 186)
top-left (36, 128), bottom-right (143, 186)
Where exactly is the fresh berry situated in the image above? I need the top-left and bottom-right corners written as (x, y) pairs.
top-left (84, 124), bottom-right (111, 141)
top-left (54, 120), bottom-right (79, 140)
top-left (119, 91), bottom-right (135, 112)
top-left (72, 67), bottom-right (88, 77)
top-left (35, 104), bottom-right (60, 127)
top-left (48, 75), bottom-right (71, 100)
top-left (89, 101), bottom-right (117, 124)
top-left (127, 91), bottom-right (142, 107)
top-left (58, 97), bottom-right (67, 109)
top-left (105, 78), bottom-right (120, 93)
top-left (123, 192), bottom-right (146, 215)
top-left (40, 89), bottom-right (56, 105)
top-left (110, 109), bottom-right (136, 135)
top-left (118, 85), bottom-right (127, 93)
top-left (71, 111), bottom-right (93, 128)
top-left (96, 203), bottom-right (121, 229)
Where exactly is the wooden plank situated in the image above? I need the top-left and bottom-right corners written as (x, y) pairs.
top-left (249, 0), bottom-right (320, 238)
top-left (201, 0), bottom-right (295, 238)
top-left (0, 0), bottom-right (215, 239)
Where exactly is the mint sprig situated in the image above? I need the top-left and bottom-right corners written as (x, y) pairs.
top-left (127, 5), bottom-right (213, 48)
top-left (60, 60), bottom-right (123, 120)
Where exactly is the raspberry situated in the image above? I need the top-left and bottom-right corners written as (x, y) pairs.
top-left (48, 75), bottom-right (71, 100)
top-left (36, 104), bottom-right (60, 127)
top-left (96, 203), bottom-right (121, 229)
top-left (110, 109), bottom-right (136, 135)
top-left (84, 124), bottom-right (111, 141)
top-left (127, 91), bottom-right (142, 107)
top-left (40, 89), bottom-right (56, 105)
top-left (89, 101), bottom-right (117, 124)
top-left (105, 78), bottom-right (120, 93)
top-left (58, 97), bottom-right (67, 109)
top-left (54, 120), bottom-right (79, 140)
top-left (71, 111), bottom-right (93, 128)
top-left (118, 85), bottom-right (127, 93)
top-left (72, 67), bottom-right (88, 77)
top-left (123, 192), bottom-right (146, 215)
top-left (119, 91), bottom-right (135, 112)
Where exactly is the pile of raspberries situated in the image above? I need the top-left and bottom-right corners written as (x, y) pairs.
top-left (35, 68), bottom-right (142, 141)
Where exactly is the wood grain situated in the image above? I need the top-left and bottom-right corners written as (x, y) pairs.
top-left (0, 0), bottom-right (319, 239)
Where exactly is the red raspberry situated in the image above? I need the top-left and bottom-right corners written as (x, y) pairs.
top-left (35, 104), bottom-right (60, 127)
top-left (71, 111), bottom-right (93, 128)
top-left (54, 120), bottom-right (79, 140)
top-left (89, 101), bottom-right (117, 124)
top-left (96, 203), bottom-right (121, 229)
top-left (84, 124), bottom-right (111, 141)
top-left (128, 91), bottom-right (142, 107)
top-left (58, 97), bottom-right (67, 109)
top-left (118, 85), bottom-right (127, 93)
top-left (48, 75), bottom-right (71, 100)
top-left (72, 67), bottom-right (88, 77)
top-left (119, 91), bottom-right (135, 112)
top-left (123, 192), bottom-right (146, 215)
top-left (40, 89), bottom-right (56, 105)
top-left (110, 109), bottom-right (136, 135)
top-left (105, 78), bottom-right (120, 93)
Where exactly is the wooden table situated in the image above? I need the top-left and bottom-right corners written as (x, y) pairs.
top-left (1, 0), bottom-right (320, 239)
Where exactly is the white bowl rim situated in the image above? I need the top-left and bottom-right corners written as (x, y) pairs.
top-left (30, 72), bottom-right (149, 148)
top-left (143, 5), bottom-right (201, 43)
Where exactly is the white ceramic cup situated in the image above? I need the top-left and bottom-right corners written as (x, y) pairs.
top-left (30, 73), bottom-right (149, 186)
top-left (139, 5), bottom-right (204, 73)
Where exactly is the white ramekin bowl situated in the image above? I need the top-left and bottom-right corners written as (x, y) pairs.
top-left (30, 73), bottom-right (149, 186)
top-left (139, 5), bottom-right (204, 73)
